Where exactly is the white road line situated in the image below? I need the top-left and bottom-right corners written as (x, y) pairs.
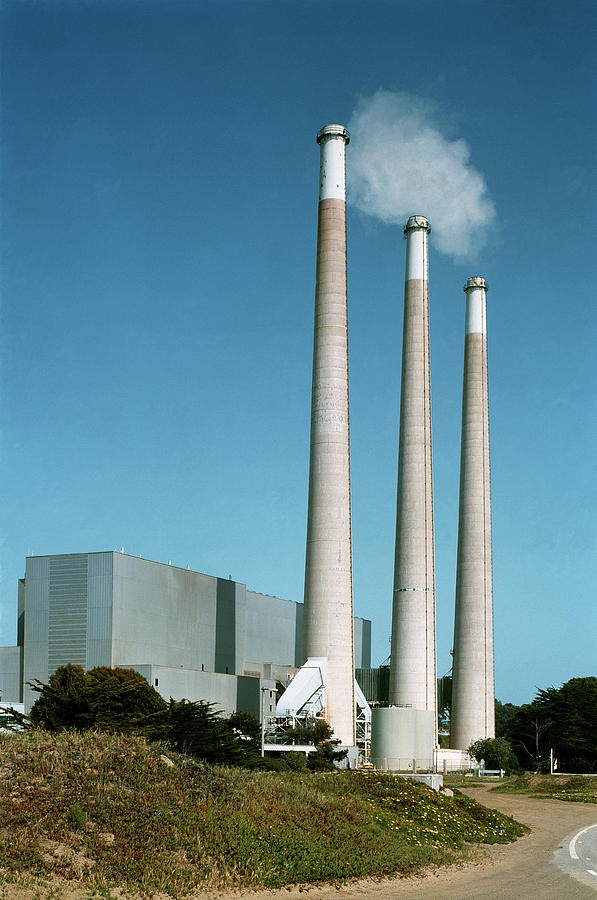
top-left (587, 869), bottom-right (597, 878)
top-left (569, 823), bottom-right (597, 861)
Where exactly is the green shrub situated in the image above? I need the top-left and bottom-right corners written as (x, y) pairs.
top-left (29, 664), bottom-right (167, 735)
top-left (468, 737), bottom-right (517, 773)
top-left (165, 698), bottom-right (248, 765)
top-left (66, 802), bottom-right (87, 830)
top-left (29, 664), bottom-right (91, 731)
top-left (285, 750), bottom-right (307, 772)
top-left (225, 711), bottom-right (261, 749)
top-left (286, 718), bottom-right (348, 771)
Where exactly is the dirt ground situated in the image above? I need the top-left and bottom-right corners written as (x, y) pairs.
top-left (4, 787), bottom-right (597, 900)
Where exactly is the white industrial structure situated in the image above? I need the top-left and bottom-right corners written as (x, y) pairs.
top-left (296, 124), bottom-right (356, 746)
top-left (273, 124), bottom-right (369, 751)
top-left (270, 657), bottom-right (371, 757)
top-left (389, 216), bottom-right (437, 719)
top-left (371, 216), bottom-right (437, 769)
top-left (450, 276), bottom-right (495, 750)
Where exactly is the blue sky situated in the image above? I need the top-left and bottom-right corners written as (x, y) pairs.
top-left (1, 0), bottom-right (595, 706)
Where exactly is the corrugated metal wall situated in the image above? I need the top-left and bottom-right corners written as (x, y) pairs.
top-left (356, 666), bottom-right (390, 703)
top-left (48, 554), bottom-right (89, 674)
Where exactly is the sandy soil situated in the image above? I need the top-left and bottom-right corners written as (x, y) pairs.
top-left (4, 787), bottom-right (596, 900)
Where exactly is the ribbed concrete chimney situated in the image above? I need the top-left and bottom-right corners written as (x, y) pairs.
top-left (389, 216), bottom-right (437, 728)
top-left (302, 124), bottom-right (355, 747)
top-left (450, 276), bottom-right (495, 750)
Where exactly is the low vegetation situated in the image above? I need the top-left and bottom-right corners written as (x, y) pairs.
top-left (490, 773), bottom-right (597, 803)
top-left (0, 730), bottom-right (528, 896)
top-left (445, 772), bottom-right (597, 804)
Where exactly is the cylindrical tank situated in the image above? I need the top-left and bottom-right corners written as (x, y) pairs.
top-left (450, 276), bottom-right (495, 750)
top-left (389, 216), bottom-right (437, 734)
top-left (371, 707), bottom-right (417, 770)
top-left (302, 124), bottom-right (355, 747)
top-left (370, 706), bottom-right (435, 770)
top-left (415, 709), bottom-right (435, 766)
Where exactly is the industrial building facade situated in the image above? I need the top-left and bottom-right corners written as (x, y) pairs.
top-left (0, 551), bottom-right (371, 719)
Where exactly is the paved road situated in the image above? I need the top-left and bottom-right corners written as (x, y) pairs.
top-left (554, 821), bottom-right (597, 887)
top-left (227, 786), bottom-right (597, 900)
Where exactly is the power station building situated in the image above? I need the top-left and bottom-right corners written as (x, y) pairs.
top-left (0, 551), bottom-right (371, 718)
top-left (0, 121), bottom-right (496, 768)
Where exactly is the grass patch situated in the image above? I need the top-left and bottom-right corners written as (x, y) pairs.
top-left (444, 774), bottom-right (505, 788)
top-left (0, 731), bottom-right (528, 896)
top-left (488, 773), bottom-right (597, 803)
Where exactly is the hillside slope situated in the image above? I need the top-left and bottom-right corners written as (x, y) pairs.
top-left (0, 731), bottom-right (528, 896)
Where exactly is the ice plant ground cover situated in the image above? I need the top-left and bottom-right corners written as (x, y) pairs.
top-left (0, 731), bottom-right (528, 896)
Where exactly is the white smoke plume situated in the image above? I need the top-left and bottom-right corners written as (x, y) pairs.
top-left (347, 91), bottom-right (495, 259)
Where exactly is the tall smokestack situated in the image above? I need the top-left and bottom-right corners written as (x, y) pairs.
top-left (450, 276), bottom-right (495, 750)
top-left (302, 124), bottom-right (355, 747)
top-left (389, 216), bottom-right (437, 725)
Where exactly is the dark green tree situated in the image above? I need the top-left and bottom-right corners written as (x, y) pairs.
top-left (29, 664), bottom-right (92, 731)
top-left (503, 677), bottom-right (597, 773)
top-left (225, 710), bottom-right (261, 749)
top-left (82, 666), bottom-right (167, 734)
top-left (286, 717), bottom-right (348, 771)
top-left (494, 699), bottom-right (520, 740)
top-left (28, 664), bottom-right (167, 733)
top-left (165, 699), bottom-right (248, 764)
top-left (535, 677), bottom-right (597, 773)
top-left (508, 702), bottom-right (551, 771)
top-left (468, 736), bottom-right (517, 772)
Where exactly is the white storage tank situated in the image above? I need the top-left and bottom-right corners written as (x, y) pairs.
top-left (371, 706), bottom-right (435, 771)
